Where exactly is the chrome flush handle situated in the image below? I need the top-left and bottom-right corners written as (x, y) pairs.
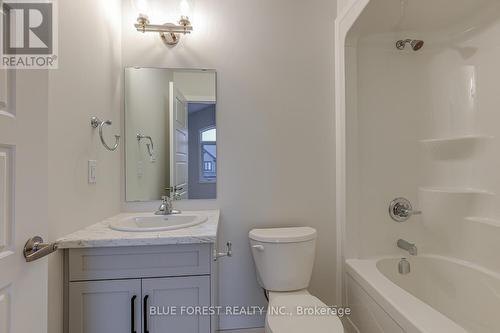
top-left (214, 242), bottom-right (232, 261)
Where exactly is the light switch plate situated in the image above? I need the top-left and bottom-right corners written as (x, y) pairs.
top-left (88, 160), bottom-right (97, 184)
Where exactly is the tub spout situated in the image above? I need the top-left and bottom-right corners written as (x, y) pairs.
top-left (397, 239), bottom-right (417, 256)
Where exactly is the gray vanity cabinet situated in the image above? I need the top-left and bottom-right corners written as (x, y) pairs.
top-left (65, 244), bottom-right (216, 333)
top-left (143, 276), bottom-right (211, 333)
top-left (68, 279), bottom-right (142, 333)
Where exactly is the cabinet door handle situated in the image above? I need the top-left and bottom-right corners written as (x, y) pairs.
top-left (131, 295), bottom-right (137, 333)
top-left (143, 295), bottom-right (149, 333)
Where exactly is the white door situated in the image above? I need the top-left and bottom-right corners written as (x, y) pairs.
top-left (169, 82), bottom-right (189, 199)
top-left (142, 276), bottom-right (211, 333)
top-left (0, 70), bottom-right (50, 332)
top-left (69, 279), bottom-right (142, 333)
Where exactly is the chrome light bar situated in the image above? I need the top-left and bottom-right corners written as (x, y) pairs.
top-left (134, 15), bottom-right (193, 46)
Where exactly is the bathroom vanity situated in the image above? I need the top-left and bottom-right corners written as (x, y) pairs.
top-left (56, 67), bottom-right (222, 333)
top-left (57, 210), bottom-right (220, 333)
top-left (57, 67), bottom-right (222, 333)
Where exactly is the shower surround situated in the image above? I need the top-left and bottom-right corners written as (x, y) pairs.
top-left (335, 0), bottom-right (500, 332)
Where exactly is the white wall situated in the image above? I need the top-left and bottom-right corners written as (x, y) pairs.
top-left (122, 0), bottom-right (337, 329)
top-left (173, 70), bottom-right (216, 102)
top-left (47, 0), bottom-right (123, 332)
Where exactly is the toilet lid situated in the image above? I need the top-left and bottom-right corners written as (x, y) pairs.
top-left (249, 227), bottom-right (317, 243)
top-left (266, 294), bottom-right (345, 333)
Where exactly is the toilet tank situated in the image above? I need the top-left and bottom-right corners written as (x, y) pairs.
top-left (249, 227), bottom-right (317, 291)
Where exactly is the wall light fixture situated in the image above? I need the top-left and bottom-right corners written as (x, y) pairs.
top-left (133, 0), bottom-right (193, 46)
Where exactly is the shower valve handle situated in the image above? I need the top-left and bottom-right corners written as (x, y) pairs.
top-left (389, 197), bottom-right (421, 222)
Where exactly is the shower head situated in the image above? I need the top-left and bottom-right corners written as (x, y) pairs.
top-left (411, 39), bottom-right (424, 50)
top-left (396, 39), bottom-right (424, 51)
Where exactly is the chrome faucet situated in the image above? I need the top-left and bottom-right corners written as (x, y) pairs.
top-left (397, 239), bottom-right (417, 256)
top-left (155, 196), bottom-right (180, 215)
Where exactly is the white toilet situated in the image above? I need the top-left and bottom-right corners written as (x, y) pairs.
top-left (249, 227), bottom-right (345, 333)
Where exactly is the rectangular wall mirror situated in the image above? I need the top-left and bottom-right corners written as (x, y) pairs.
top-left (125, 68), bottom-right (217, 202)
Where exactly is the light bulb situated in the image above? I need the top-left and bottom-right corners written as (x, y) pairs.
top-left (179, 0), bottom-right (190, 18)
top-left (133, 0), bottom-right (149, 15)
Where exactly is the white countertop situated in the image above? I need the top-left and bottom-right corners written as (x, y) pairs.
top-left (57, 210), bottom-right (219, 249)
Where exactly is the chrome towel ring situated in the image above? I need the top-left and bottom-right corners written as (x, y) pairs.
top-left (90, 116), bottom-right (120, 151)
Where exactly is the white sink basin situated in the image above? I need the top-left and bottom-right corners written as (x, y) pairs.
top-left (109, 214), bottom-right (207, 232)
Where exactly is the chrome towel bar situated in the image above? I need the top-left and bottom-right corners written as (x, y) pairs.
top-left (91, 116), bottom-right (120, 151)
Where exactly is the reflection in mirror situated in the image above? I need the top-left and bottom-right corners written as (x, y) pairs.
top-left (125, 68), bottom-right (216, 201)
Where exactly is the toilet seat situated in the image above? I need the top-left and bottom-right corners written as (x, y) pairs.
top-left (265, 290), bottom-right (344, 333)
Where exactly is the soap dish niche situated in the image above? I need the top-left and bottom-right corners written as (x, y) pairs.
top-left (419, 135), bottom-right (493, 159)
top-left (419, 187), bottom-right (495, 196)
top-left (464, 216), bottom-right (500, 228)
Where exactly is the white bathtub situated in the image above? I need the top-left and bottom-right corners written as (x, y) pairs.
top-left (345, 255), bottom-right (500, 333)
